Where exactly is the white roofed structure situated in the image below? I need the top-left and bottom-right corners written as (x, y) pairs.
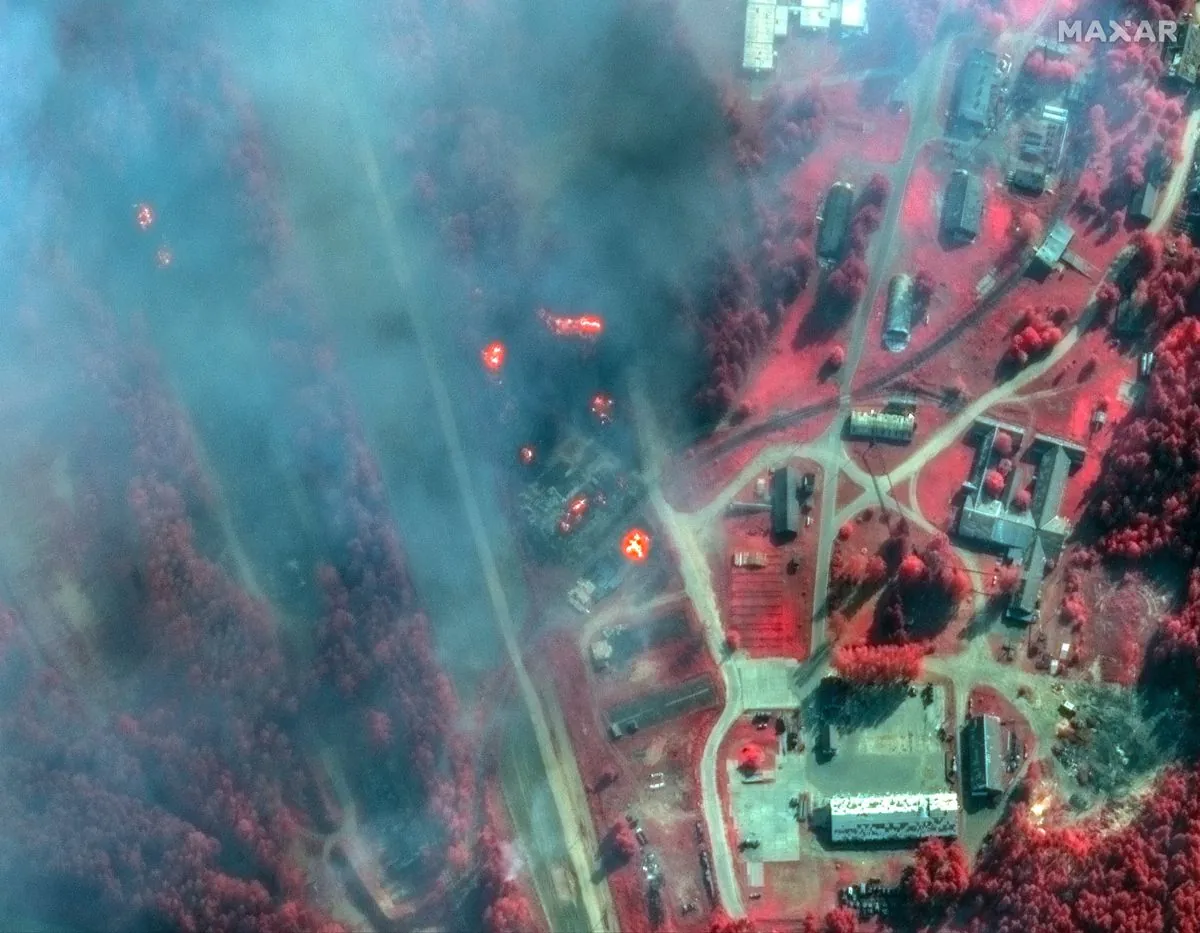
top-left (743, 0), bottom-right (778, 71)
top-left (829, 793), bottom-right (959, 842)
top-left (838, 0), bottom-right (868, 31)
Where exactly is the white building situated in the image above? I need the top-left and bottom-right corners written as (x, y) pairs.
top-left (743, 0), bottom-right (868, 72)
top-left (838, 0), bottom-right (868, 32)
top-left (743, 0), bottom-right (779, 71)
top-left (829, 793), bottom-right (960, 843)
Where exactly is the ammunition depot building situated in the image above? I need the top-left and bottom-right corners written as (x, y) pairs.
top-left (964, 713), bottom-right (1005, 799)
top-left (942, 169), bottom-right (984, 244)
top-left (953, 50), bottom-right (999, 131)
top-left (883, 273), bottom-right (916, 352)
top-left (771, 466), bottom-right (800, 540)
top-left (847, 408), bottom-right (916, 443)
top-left (828, 793), bottom-right (960, 843)
top-left (817, 182), bottom-right (855, 260)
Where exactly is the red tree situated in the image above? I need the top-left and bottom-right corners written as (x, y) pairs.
top-left (832, 642), bottom-right (925, 684)
top-left (906, 838), bottom-right (969, 906)
top-left (737, 743), bottom-right (766, 773)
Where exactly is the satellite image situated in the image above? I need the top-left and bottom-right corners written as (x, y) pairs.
top-left (1, 0), bottom-right (1199, 931)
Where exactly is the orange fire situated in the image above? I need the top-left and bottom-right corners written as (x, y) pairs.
top-left (135, 203), bottom-right (154, 230)
top-left (622, 528), bottom-right (651, 562)
top-left (481, 341), bottom-right (506, 373)
top-left (538, 308), bottom-right (605, 340)
top-left (590, 393), bottom-right (614, 424)
top-left (518, 445), bottom-right (536, 466)
top-left (155, 247), bottom-right (173, 268)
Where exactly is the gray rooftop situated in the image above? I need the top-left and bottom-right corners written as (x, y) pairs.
top-left (965, 714), bottom-right (1004, 797)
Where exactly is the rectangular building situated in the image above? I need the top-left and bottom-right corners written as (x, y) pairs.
top-left (771, 466), bottom-right (800, 540)
top-left (883, 274), bottom-right (916, 352)
top-left (964, 714), bottom-right (1004, 798)
top-left (817, 182), bottom-right (855, 260)
top-left (1129, 182), bottom-right (1158, 225)
top-left (1031, 220), bottom-right (1074, 272)
top-left (942, 169), bottom-right (984, 244)
top-left (829, 793), bottom-right (959, 843)
top-left (848, 409), bottom-right (916, 443)
top-left (838, 0), bottom-right (868, 32)
top-left (743, 0), bottom-right (778, 71)
top-left (954, 50), bottom-right (999, 130)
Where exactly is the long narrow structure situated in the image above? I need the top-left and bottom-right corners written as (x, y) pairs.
top-left (829, 793), bottom-right (960, 842)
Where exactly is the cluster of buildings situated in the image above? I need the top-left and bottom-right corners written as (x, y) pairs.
top-left (743, 0), bottom-right (868, 73)
top-left (956, 418), bottom-right (1085, 624)
top-left (828, 793), bottom-right (960, 843)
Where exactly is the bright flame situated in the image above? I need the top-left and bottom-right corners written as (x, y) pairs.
top-left (135, 203), bottom-right (154, 230)
top-left (568, 495), bottom-right (589, 517)
top-left (1029, 795), bottom-right (1053, 823)
top-left (538, 308), bottom-right (605, 340)
top-left (481, 341), bottom-right (506, 373)
top-left (622, 528), bottom-right (651, 562)
top-left (590, 393), bottom-right (614, 424)
top-left (155, 247), bottom-right (173, 268)
top-left (518, 445), bottom-right (536, 466)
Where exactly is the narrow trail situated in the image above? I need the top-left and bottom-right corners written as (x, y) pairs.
top-left (354, 129), bottom-right (616, 933)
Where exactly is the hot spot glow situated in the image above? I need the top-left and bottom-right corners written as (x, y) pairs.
top-left (135, 203), bottom-right (154, 230)
top-left (590, 393), bottom-right (614, 424)
top-left (621, 528), bottom-right (651, 562)
top-left (481, 341), bottom-right (506, 372)
top-left (538, 308), bottom-right (605, 340)
top-left (518, 445), bottom-right (536, 466)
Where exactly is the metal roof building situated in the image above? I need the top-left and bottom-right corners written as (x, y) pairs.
top-left (1008, 535), bottom-right (1047, 623)
top-left (954, 50), bottom-right (999, 129)
top-left (964, 714), bottom-right (1004, 798)
top-left (771, 466), bottom-right (800, 541)
top-left (883, 274), bottom-right (916, 352)
top-left (1032, 221), bottom-right (1075, 272)
top-left (848, 409), bottom-right (916, 443)
top-left (942, 169), bottom-right (984, 244)
top-left (817, 182), bottom-right (855, 260)
top-left (743, 0), bottom-right (778, 71)
top-left (1130, 182), bottom-right (1158, 225)
top-left (1031, 444), bottom-right (1073, 527)
top-left (829, 793), bottom-right (959, 842)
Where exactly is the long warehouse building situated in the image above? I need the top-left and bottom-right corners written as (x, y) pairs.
top-left (829, 793), bottom-right (959, 843)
